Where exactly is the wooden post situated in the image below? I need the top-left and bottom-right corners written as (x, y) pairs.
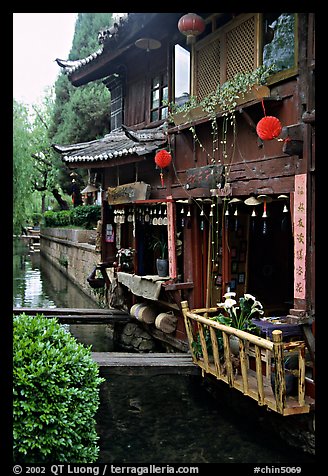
top-left (209, 326), bottom-right (222, 378)
top-left (205, 220), bottom-right (212, 313)
top-left (222, 332), bottom-right (234, 387)
top-left (239, 340), bottom-right (249, 394)
top-left (298, 344), bottom-right (306, 406)
top-left (181, 301), bottom-right (197, 363)
top-left (272, 330), bottom-right (286, 414)
top-left (255, 345), bottom-right (265, 405)
top-left (198, 324), bottom-right (210, 372)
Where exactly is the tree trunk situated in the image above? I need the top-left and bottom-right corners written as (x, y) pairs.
top-left (52, 188), bottom-right (70, 210)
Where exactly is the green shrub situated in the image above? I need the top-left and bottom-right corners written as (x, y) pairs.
top-left (71, 205), bottom-right (101, 229)
top-left (13, 313), bottom-right (105, 463)
top-left (43, 205), bottom-right (100, 229)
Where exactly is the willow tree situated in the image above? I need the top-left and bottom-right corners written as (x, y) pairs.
top-left (13, 100), bottom-right (35, 234)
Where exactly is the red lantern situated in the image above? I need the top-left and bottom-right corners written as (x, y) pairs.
top-left (178, 13), bottom-right (205, 44)
top-left (256, 116), bottom-right (282, 141)
top-left (154, 150), bottom-right (172, 187)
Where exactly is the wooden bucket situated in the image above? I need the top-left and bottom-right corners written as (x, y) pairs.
top-left (130, 303), bottom-right (157, 323)
top-left (155, 312), bottom-right (177, 333)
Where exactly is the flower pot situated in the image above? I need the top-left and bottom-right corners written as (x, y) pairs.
top-left (229, 335), bottom-right (240, 355)
top-left (156, 258), bottom-right (169, 277)
top-left (271, 370), bottom-right (298, 397)
top-left (87, 277), bottom-right (105, 289)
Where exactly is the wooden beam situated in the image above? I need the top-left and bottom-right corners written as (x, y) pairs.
top-left (92, 352), bottom-right (200, 376)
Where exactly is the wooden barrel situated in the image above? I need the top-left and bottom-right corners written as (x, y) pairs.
top-left (130, 303), bottom-right (157, 323)
top-left (155, 312), bottom-right (177, 333)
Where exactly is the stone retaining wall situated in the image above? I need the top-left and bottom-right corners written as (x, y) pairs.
top-left (40, 227), bottom-right (100, 302)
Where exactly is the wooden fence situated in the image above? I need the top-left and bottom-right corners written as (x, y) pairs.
top-left (181, 301), bottom-right (312, 416)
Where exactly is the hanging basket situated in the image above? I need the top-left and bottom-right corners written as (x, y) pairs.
top-left (87, 265), bottom-right (105, 288)
top-left (87, 277), bottom-right (105, 289)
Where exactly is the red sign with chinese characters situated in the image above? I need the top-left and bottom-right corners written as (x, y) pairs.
top-left (294, 174), bottom-right (307, 299)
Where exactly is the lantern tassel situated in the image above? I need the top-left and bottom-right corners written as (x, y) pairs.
top-left (160, 171), bottom-right (164, 187)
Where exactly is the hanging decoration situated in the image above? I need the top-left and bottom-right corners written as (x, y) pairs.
top-left (154, 149), bottom-right (172, 187)
top-left (178, 13), bottom-right (205, 44)
top-left (258, 194), bottom-right (272, 235)
top-left (228, 198), bottom-right (242, 232)
top-left (244, 196), bottom-right (261, 233)
top-left (278, 194), bottom-right (289, 231)
top-left (256, 99), bottom-right (282, 141)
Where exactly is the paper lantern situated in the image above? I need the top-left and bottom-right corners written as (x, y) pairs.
top-left (256, 116), bottom-right (282, 140)
top-left (154, 149), bottom-right (172, 169)
top-left (154, 150), bottom-right (172, 187)
top-left (178, 13), bottom-right (205, 44)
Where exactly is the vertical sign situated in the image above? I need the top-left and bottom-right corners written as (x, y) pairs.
top-left (294, 174), bottom-right (307, 299)
top-left (167, 197), bottom-right (177, 279)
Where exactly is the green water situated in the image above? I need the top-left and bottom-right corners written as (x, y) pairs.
top-left (13, 240), bottom-right (316, 464)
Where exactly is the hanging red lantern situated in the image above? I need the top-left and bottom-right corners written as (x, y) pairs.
top-left (256, 116), bottom-right (282, 141)
top-left (154, 149), bottom-right (172, 187)
top-left (178, 13), bottom-right (206, 44)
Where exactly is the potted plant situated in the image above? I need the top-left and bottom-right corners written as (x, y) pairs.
top-left (191, 292), bottom-right (263, 359)
top-left (211, 292), bottom-right (263, 354)
top-left (151, 234), bottom-right (168, 277)
top-left (167, 64), bottom-right (274, 126)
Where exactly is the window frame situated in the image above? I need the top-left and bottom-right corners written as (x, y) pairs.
top-left (150, 72), bottom-right (168, 123)
top-left (191, 12), bottom-right (298, 99)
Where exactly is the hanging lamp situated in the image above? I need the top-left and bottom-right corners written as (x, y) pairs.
top-left (178, 13), bottom-right (206, 44)
top-left (256, 99), bottom-right (282, 140)
top-left (154, 149), bottom-right (172, 187)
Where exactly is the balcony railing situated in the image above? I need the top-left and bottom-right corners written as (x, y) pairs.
top-left (181, 301), bottom-right (313, 416)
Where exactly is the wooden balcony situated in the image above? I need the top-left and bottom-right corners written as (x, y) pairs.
top-left (181, 302), bottom-right (314, 416)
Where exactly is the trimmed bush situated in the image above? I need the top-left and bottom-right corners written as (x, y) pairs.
top-left (43, 205), bottom-right (100, 229)
top-left (13, 313), bottom-right (105, 463)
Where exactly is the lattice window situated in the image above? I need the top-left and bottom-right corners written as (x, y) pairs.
top-left (194, 14), bottom-right (259, 98)
top-left (195, 38), bottom-right (221, 101)
top-left (226, 16), bottom-right (256, 79)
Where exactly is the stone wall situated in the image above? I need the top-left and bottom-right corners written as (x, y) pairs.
top-left (40, 227), bottom-right (100, 303)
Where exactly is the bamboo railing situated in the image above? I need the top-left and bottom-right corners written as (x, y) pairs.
top-left (181, 301), bottom-right (310, 416)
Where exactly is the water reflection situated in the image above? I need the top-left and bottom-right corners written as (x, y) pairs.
top-left (13, 239), bottom-right (113, 350)
top-left (13, 239), bottom-right (98, 309)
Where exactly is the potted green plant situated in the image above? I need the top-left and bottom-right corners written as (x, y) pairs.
top-left (192, 292), bottom-right (263, 359)
top-left (151, 234), bottom-right (169, 277)
top-left (211, 292), bottom-right (263, 354)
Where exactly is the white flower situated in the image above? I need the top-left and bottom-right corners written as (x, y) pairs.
top-left (252, 300), bottom-right (263, 309)
top-left (224, 298), bottom-right (237, 309)
top-left (244, 293), bottom-right (256, 301)
top-left (224, 292), bottom-right (236, 299)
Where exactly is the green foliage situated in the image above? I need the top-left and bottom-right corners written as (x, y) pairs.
top-left (48, 13), bottom-right (112, 148)
top-left (43, 205), bottom-right (101, 229)
top-left (13, 313), bottom-right (105, 463)
top-left (219, 292), bottom-right (263, 333)
top-left (13, 100), bottom-right (35, 233)
top-left (150, 234), bottom-right (168, 259)
top-left (70, 205), bottom-right (101, 228)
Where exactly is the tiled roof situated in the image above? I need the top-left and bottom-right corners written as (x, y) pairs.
top-left (55, 14), bottom-right (131, 77)
top-left (52, 125), bottom-right (167, 164)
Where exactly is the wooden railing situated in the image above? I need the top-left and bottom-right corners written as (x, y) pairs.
top-left (181, 302), bottom-right (311, 416)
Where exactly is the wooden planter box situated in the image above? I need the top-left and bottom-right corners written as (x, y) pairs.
top-left (171, 85), bottom-right (270, 126)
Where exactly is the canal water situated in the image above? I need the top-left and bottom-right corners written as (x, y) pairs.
top-left (13, 240), bottom-right (315, 464)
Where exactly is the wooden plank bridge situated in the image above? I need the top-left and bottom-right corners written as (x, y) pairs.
top-left (92, 352), bottom-right (200, 376)
top-left (13, 307), bottom-right (199, 376)
top-left (12, 307), bottom-right (131, 324)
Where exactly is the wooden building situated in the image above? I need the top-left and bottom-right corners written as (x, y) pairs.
top-left (53, 13), bottom-right (315, 388)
